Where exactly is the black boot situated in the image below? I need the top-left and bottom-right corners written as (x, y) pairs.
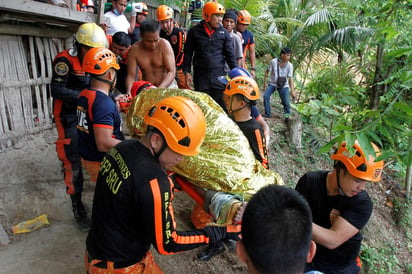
top-left (70, 192), bottom-right (90, 231)
top-left (197, 241), bottom-right (225, 261)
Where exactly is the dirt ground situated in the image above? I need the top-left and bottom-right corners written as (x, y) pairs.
top-left (0, 105), bottom-right (411, 273)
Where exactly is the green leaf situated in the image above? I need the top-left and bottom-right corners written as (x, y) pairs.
top-left (357, 133), bottom-right (376, 159)
top-left (318, 142), bottom-right (335, 154)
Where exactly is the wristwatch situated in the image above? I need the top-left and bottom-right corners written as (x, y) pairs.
top-left (250, 67), bottom-right (256, 71)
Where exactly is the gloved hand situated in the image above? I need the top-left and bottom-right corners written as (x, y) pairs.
top-left (117, 94), bottom-right (132, 113)
top-left (265, 133), bottom-right (270, 145)
top-left (131, 3), bottom-right (137, 16)
top-left (203, 225), bottom-right (240, 244)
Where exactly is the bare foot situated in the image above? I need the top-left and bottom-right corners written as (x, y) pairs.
top-left (233, 202), bottom-right (247, 224)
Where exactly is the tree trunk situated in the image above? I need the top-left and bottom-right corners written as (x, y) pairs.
top-left (287, 114), bottom-right (303, 150)
top-left (369, 44), bottom-right (385, 110)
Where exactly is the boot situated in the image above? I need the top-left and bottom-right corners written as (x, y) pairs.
top-left (70, 192), bottom-right (90, 231)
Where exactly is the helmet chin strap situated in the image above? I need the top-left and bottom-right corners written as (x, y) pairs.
top-left (227, 96), bottom-right (248, 117)
top-left (336, 166), bottom-right (346, 196)
top-left (93, 75), bottom-right (117, 92)
top-left (149, 130), bottom-right (168, 161)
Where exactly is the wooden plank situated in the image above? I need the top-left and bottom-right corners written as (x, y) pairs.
top-left (97, 0), bottom-right (106, 25)
top-left (0, 0), bottom-right (97, 24)
top-left (15, 36), bottom-right (34, 130)
top-left (0, 36), bottom-right (8, 134)
top-left (43, 37), bottom-right (53, 124)
top-left (2, 38), bottom-right (23, 132)
top-left (36, 37), bottom-right (48, 126)
top-left (0, 24), bottom-right (73, 39)
top-left (0, 82), bottom-right (5, 134)
top-left (30, 37), bottom-right (44, 127)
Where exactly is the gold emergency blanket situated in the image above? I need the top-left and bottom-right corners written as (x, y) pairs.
top-left (126, 88), bottom-right (284, 199)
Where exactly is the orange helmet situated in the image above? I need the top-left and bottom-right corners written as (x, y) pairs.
top-left (224, 76), bottom-right (259, 101)
top-left (331, 140), bottom-right (384, 182)
top-left (133, 2), bottom-right (148, 15)
top-left (82, 47), bottom-right (119, 75)
top-left (238, 10), bottom-right (251, 25)
top-left (144, 96), bottom-right (206, 156)
top-left (156, 5), bottom-right (174, 21)
top-left (130, 80), bottom-right (155, 97)
top-left (202, 1), bottom-right (225, 22)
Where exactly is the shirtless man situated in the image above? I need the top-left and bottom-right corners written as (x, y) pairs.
top-left (125, 19), bottom-right (176, 93)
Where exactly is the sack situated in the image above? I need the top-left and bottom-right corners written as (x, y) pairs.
top-left (277, 76), bottom-right (287, 88)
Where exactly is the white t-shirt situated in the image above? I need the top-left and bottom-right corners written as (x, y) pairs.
top-left (104, 11), bottom-right (130, 35)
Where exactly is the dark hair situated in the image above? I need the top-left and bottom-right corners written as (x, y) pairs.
top-left (140, 19), bottom-right (160, 37)
top-left (281, 47), bottom-right (292, 54)
top-left (241, 185), bottom-right (312, 274)
top-left (112, 31), bottom-right (131, 47)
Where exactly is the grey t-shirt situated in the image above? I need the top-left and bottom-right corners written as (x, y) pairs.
top-left (267, 58), bottom-right (293, 87)
top-left (224, 31), bottom-right (243, 73)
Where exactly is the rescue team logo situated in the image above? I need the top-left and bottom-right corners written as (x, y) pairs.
top-left (374, 168), bottom-right (382, 179)
top-left (55, 62), bottom-right (69, 76)
top-left (77, 106), bottom-right (89, 134)
top-left (171, 35), bottom-right (177, 45)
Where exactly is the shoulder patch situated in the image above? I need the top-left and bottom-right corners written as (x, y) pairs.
top-left (54, 62), bottom-right (69, 76)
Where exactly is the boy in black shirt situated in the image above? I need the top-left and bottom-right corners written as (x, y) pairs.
top-left (296, 140), bottom-right (384, 273)
top-left (223, 76), bottom-right (269, 169)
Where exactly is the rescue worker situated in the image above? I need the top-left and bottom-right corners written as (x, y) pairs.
top-left (51, 22), bottom-right (107, 231)
top-left (218, 67), bottom-right (270, 143)
top-left (156, 5), bottom-right (189, 89)
top-left (129, 2), bottom-right (148, 44)
top-left (296, 141), bottom-right (384, 273)
top-left (236, 10), bottom-right (256, 78)
top-left (183, 1), bottom-right (237, 110)
top-left (223, 76), bottom-right (269, 169)
top-left (77, 47), bottom-right (124, 183)
top-left (85, 96), bottom-right (240, 272)
top-left (108, 31), bottom-right (131, 95)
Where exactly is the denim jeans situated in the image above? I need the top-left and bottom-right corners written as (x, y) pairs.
top-left (263, 84), bottom-right (290, 116)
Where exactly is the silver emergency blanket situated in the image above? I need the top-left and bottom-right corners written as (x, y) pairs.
top-left (126, 88), bottom-right (284, 199)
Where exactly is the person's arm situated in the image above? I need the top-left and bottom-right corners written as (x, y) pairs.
top-left (263, 69), bottom-right (269, 91)
top-left (50, 56), bottom-right (81, 102)
top-left (223, 32), bottom-right (237, 70)
top-left (94, 126), bottom-right (121, 153)
top-left (182, 28), bottom-right (194, 89)
top-left (289, 77), bottom-right (297, 99)
top-left (234, 34), bottom-right (244, 67)
top-left (125, 47), bottom-right (138, 94)
top-left (185, 73), bottom-right (193, 89)
top-left (127, 15), bottom-right (136, 34)
top-left (249, 43), bottom-right (256, 78)
top-left (288, 63), bottom-right (296, 98)
top-left (312, 216), bottom-right (359, 250)
top-left (148, 175), bottom-right (239, 254)
top-left (157, 40), bottom-right (176, 88)
top-left (127, 5), bottom-right (137, 34)
top-left (175, 29), bottom-right (186, 67)
top-left (256, 116), bottom-right (270, 142)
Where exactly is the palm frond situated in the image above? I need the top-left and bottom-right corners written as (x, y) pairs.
top-left (304, 9), bottom-right (332, 26)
